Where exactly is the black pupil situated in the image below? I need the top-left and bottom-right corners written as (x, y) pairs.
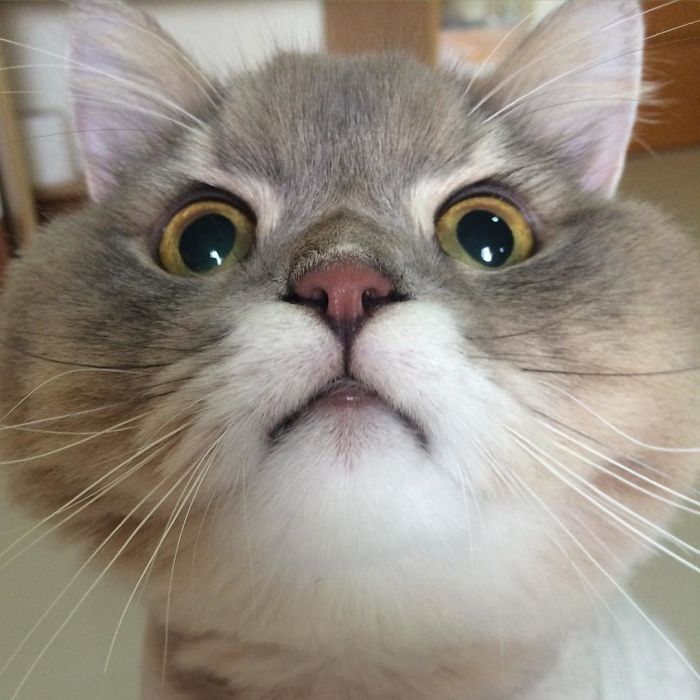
top-left (179, 213), bottom-right (237, 272)
top-left (456, 209), bottom-right (514, 268)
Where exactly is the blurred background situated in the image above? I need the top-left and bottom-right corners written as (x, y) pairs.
top-left (0, 1), bottom-right (698, 698)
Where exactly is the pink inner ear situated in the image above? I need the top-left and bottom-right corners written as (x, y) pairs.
top-left (480, 0), bottom-right (644, 198)
top-left (68, 1), bottom-right (209, 201)
top-left (70, 93), bottom-right (164, 202)
top-left (72, 105), bottom-right (138, 202)
top-left (579, 105), bottom-right (639, 197)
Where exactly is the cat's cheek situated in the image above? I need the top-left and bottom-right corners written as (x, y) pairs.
top-left (347, 301), bottom-right (647, 578)
top-left (351, 300), bottom-right (529, 494)
top-left (136, 302), bottom-right (343, 489)
top-left (350, 301), bottom-right (469, 432)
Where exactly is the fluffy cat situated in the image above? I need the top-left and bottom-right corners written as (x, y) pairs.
top-left (0, 0), bottom-right (698, 698)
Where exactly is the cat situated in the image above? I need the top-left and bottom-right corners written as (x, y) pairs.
top-left (0, 0), bottom-right (698, 698)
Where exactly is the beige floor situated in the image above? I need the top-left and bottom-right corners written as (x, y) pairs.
top-left (0, 148), bottom-right (698, 699)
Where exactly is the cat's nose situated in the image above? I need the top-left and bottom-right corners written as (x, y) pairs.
top-left (290, 261), bottom-right (396, 331)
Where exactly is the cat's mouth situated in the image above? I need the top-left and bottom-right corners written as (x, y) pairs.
top-left (269, 378), bottom-right (427, 446)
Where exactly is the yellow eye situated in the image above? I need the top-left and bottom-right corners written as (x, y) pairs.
top-left (436, 195), bottom-right (534, 269)
top-left (159, 199), bottom-right (255, 276)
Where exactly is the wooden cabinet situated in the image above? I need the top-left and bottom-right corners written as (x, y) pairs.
top-left (325, 0), bottom-right (440, 65)
top-left (635, 0), bottom-right (700, 151)
top-left (0, 220), bottom-right (9, 282)
top-left (0, 42), bottom-right (37, 277)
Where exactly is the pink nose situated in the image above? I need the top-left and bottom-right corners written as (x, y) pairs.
top-left (291, 261), bottom-right (395, 326)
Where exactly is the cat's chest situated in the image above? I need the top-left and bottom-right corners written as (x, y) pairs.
top-left (142, 602), bottom-right (700, 700)
top-left (142, 622), bottom-right (567, 700)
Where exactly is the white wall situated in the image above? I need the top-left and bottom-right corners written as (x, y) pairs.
top-left (0, 0), bottom-right (323, 186)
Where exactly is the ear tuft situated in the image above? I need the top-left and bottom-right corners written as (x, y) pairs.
top-left (69, 0), bottom-right (215, 200)
top-left (477, 0), bottom-right (644, 197)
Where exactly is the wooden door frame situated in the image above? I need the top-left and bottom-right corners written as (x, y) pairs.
top-left (0, 41), bottom-right (37, 260)
top-left (325, 0), bottom-right (440, 65)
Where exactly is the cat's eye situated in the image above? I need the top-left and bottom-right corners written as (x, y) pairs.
top-left (436, 195), bottom-right (534, 270)
top-left (159, 199), bottom-right (255, 276)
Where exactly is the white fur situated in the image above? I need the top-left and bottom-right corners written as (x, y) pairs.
top-left (133, 293), bottom-right (697, 697)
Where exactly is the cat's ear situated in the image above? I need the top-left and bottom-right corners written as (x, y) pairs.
top-left (68, 0), bottom-right (213, 201)
top-left (480, 0), bottom-right (644, 197)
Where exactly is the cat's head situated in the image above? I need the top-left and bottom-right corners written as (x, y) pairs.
top-left (1, 0), bottom-right (698, 656)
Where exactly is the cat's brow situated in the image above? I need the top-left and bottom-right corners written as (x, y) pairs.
top-left (185, 163), bottom-right (283, 238)
top-left (406, 150), bottom-right (511, 238)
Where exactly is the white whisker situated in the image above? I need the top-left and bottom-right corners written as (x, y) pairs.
top-left (463, 11), bottom-right (536, 97)
top-left (77, 11), bottom-right (221, 106)
top-left (484, 95), bottom-right (642, 126)
top-left (160, 439), bottom-right (222, 682)
top-left (0, 446), bottom-right (176, 682)
top-left (8, 424), bottom-right (136, 436)
top-left (0, 404), bottom-right (127, 432)
top-left (241, 461), bottom-right (258, 638)
top-left (482, 16), bottom-right (700, 128)
top-left (627, 454), bottom-right (700, 497)
top-left (539, 382), bottom-right (700, 453)
top-left (0, 37), bottom-right (206, 127)
top-left (475, 436), bottom-right (612, 617)
top-left (539, 422), bottom-right (700, 514)
top-left (0, 367), bottom-right (135, 426)
top-left (189, 489), bottom-right (221, 587)
top-left (102, 436), bottom-right (219, 675)
top-left (0, 412), bottom-right (150, 466)
top-left (5, 449), bottom-right (202, 700)
top-left (468, 0), bottom-right (679, 116)
top-left (503, 445), bottom-right (699, 682)
top-left (0, 90), bottom-right (198, 133)
top-left (0, 427), bottom-right (185, 574)
top-left (0, 392), bottom-right (211, 568)
top-left (507, 427), bottom-right (700, 574)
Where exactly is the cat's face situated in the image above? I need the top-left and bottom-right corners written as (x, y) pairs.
top-left (1, 0), bottom-right (698, 656)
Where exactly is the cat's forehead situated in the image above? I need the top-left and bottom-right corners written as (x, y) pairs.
top-left (211, 53), bottom-right (505, 199)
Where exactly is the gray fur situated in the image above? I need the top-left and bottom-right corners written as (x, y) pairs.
top-left (0, 1), bottom-right (698, 698)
